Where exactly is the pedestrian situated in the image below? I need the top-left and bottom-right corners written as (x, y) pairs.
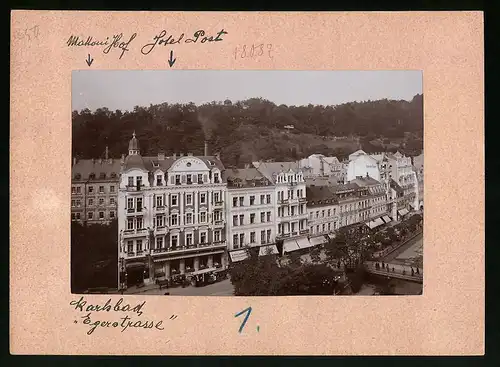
top-left (403, 269), bottom-right (406, 275)
top-left (392, 267), bottom-right (395, 272)
top-left (411, 268), bottom-right (414, 276)
top-left (416, 267), bottom-right (420, 275)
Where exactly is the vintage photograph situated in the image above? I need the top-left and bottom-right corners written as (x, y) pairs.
top-left (71, 70), bottom-right (424, 296)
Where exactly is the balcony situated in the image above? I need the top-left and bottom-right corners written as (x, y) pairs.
top-left (151, 241), bottom-right (227, 256)
top-left (299, 229), bottom-right (309, 235)
top-left (126, 207), bottom-right (144, 216)
top-left (278, 199), bottom-right (289, 205)
top-left (126, 184), bottom-right (145, 192)
top-left (212, 200), bottom-right (224, 208)
top-left (299, 197), bottom-right (307, 203)
top-left (154, 226), bottom-right (168, 235)
top-left (123, 251), bottom-right (147, 259)
top-left (155, 205), bottom-right (166, 213)
top-left (122, 228), bottom-right (148, 238)
top-left (213, 219), bottom-right (225, 228)
top-left (276, 233), bottom-right (291, 240)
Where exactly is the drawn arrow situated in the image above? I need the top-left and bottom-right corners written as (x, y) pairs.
top-left (168, 50), bottom-right (176, 67)
top-left (86, 54), bottom-right (94, 67)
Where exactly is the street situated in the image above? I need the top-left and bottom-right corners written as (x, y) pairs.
top-left (131, 278), bottom-right (235, 296)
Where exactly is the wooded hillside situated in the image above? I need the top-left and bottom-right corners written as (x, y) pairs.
top-left (72, 94), bottom-right (423, 167)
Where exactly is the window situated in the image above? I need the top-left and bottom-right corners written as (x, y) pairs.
top-left (156, 195), bottom-right (163, 207)
top-left (239, 197), bottom-right (244, 206)
top-left (200, 232), bottom-right (207, 244)
top-left (266, 194), bottom-right (271, 204)
top-left (156, 237), bottom-right (163, 249)
top-left (214, 172), bottom-right (220, 183)
top-left (214, 192), bottom-right (220, 203)
top-left (171, 235), bottom-right (178, 248)
top-left (233, 197), bottom-right (238, 207)
top-left (171, 214), bottom-right (178, 226)
top-left (127, 218), bottom-right (134, 230)
top-left (99, 186), bottom-right (104, 193)
top-left (260, 195), bottom-right (265, 204)
top-left (110, 211), bottom-right (115, 219)
top-left (291, 207), bottom-right (296, 216)
top-left (233, 215), bottom-right (238, 226)
top-left (71, 213), bottom-right (76, 220)
top-left (128, 177), bottom-right (134, 186)
top-left (110, 198), bottom-right (115, 205)
top-left (136, 240), bottom-right (142, 252)
top-left (200, 193), bottom-right (206, 204)
top-left (186, 194), bottom-right (193, 205)
top-left (328, 209), bottom-right (331, 217)
top-left (250, 232), bottom-right (256, 243)
top-left (322, 210), bottom-right (325, 217)
top-left (136, 198), bottom-right (143, 211)
top-left (239, 214), bottom-right (244, 225)
top-left (99, 211), bottom-right (104, 219)
top-left (186, 233), bottom-right (193, 246)
top-left (71, 187), bottom-right (76, 194)
top-left (156, 216), bottom-right (164, 227)
top-left (156, 175), bottom-right (162, 186)
top-left (175, 175), bottom-right (181, 185)
top-left (88, 186), bottom-right (94, 193)
top-left (110, 186), bottom-right (115, 193)
top-left (197, 174), bottom-right (203, 183)
top-left (136, 176), bottom-right (142, 187)
top-left (171, 195), bottom-right (178, 206)
top-left (261, 230), bottom-right (266, 244)
top-left (316, 225), bottom-right (320, 232)
top-left (260, 212), bottom-right (265, 222)
top-left (328, 223), bottom-right (331, 231)
top-left (76, 186), bottom-right (81, 194)
top-left (316, 211), bottom-right (319, 218)
top-left (88, 198), bottom-right (94, 206)
top-left (136, 217), bottom-right (143, 229)
top-left (267, 211), bottom-right (271, 222)
top-left (76, 212), bottom-right (81, 220)
top-left (214, 211), bottom-right (221, 221)
top-left (99, 198), bottom-right (104, 206)
top-left (200, 212), bottom-right (206, 223)
top-left (233, 234), bottom-right (239, 248)
top-left (186, 174), bottom-right (192, 185)
top-left (250, 196), bottom-right (255, 205)
top-left (186, 213), bottom-right (193, 224)
top-left (250, 213), bottom-right (255, 224)
top-left (267, 229), bottom-right (271, 243)
top-left (239, 233), bottom-right (244, 246)
top-left (214, 230), bottom-right (221, 242)
top-left (127, 241), bottom-right (133, 253)
top-left (71, 200), bottom-right (75, 207)
top-left (88, 212), bottom-right (93, 219)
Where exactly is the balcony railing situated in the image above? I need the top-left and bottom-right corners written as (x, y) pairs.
top-left (278, 199), bottom-right (289, 205)
top-left (150, 241), bottom-right (227, 256)
top-left (299, 197), bottom-right (307, 203)
top-left (155, 205), bottom-right (166, 212)
top-left (126, 184), bottom-right (145, 192)
top-left (299, 229), bottom-right (309, 235)
top-left (126, 207), bottom-right (144, 215)
top-left (214, 220), bottom-right (225, 226)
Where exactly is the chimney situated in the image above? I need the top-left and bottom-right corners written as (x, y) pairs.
top-left (179, 153), bottom-right (184, 157)
top-left (73, 157), bottom-right (76, 166)
top-left (187, 152), bottom-right (193, 156)
top-left (158, 151), bottom-right (165, 161)
top-left (173, 153), bottom-right (177, 159)
top-left (204, 140), bottom-right (209, 156)
top-left (121, 154), bottom-right (125, 164)
top-left (105, 146), bottom-right (109, 160)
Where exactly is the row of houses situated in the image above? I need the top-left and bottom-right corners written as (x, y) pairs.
top-left (71, 134), bottom-right (424, 287)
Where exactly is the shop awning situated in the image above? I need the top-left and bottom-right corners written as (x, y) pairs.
top-left (366, 221), bottom-right (378, 229)
top-left (382, 216), bottom-right (392, 223)
top-left (398, 208), bottom-right (409, 216)
top-left (327, 233), bottom-right (335, 240)
top-left (283, 239), bottom-right (301, 253)
top-left (374, 218), bottom-right (385, 227)
top-left (259, 245), bottom-right (279, 256)
top-left (190, 267), bottom-right (217, 275)
top-left (229, 249), bottom-right (249, 262)
top-left (310, 235), bottom-right (327, 247)
top-left (296, 237), bottom-right (313, 249)
top-left (126, 262), bottom-right (146, 269)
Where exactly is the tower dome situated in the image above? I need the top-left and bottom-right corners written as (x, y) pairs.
top-left (128, 132), bottom-right (140, 155)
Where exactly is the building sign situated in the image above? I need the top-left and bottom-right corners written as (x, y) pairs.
top-left (229, 249), bottom-right (249, 262)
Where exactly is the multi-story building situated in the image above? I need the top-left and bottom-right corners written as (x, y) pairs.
top-left (412, 152), bottom-right (424, 211)
top-left (252, 161), bottom-right (310, 253)
top-left (71, 151), bottom-right (120, 224)
top-left (298, 154), bottom-right (345, 183)
top-left (306, 186), bottom-right (341, 237)
top-left (349, 176), bottom-right (391, 229)
top-left (117, 133), bottom-right (228, 287)
top-left (224, 167), bottom-right (276, 253)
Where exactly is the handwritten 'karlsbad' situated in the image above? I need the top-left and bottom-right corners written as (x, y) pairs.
top-left (141, 29), bottom-right (228, 55)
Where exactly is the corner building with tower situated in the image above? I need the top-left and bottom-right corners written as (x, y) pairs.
top-left (117, 133), bottom-right (228, 287)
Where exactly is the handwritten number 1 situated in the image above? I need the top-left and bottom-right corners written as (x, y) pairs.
top-left (235, 306), bottom-right (252, 333)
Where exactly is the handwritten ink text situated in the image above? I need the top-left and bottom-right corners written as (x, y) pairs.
top-left (234, 44), bottom-right (273, 60)
top-left (141, 29), bottom-right (228, 55)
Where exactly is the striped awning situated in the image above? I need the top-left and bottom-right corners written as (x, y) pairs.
top-left (374, 218), bottom-right (385, 227)
top-left (259, 245), bottom-right (279, 256)
top-left (283, 239), bottom-right (301, 253)
top-left (398, 208), bottom-right (409, 216)
top-left (366, 221), bottom-right (378, 229)
top-left (296, 237), bottom-right (313, 249)
top-left (382, 215), bottom-right (392, 223)
top-left (310, 236), bottom-right (327, 247)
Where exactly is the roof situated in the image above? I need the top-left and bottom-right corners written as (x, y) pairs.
top-left (128, 132), bottom-right (140, 151)
top-left (390, 178), bottom-right (404, 194)
top-left (252, 161), bottom-right (302, 182)
top-left (223, 168), bottom-right (272, 188)
top-left (413, 153), bottom-right (424, 170)
top-left (321, 156), bottom-right (341, 165)
top-left (306, 186), bottom-right (339, 205)
top-left (349, 176), bottom-right (382, 187)
top-left (72, 159), bottom-right (122, 181)
top-left (305, 176), bottom-right (341, 187)
top-left (123, 155), bottom-right (225, 173)
top-left (332, 182), bottom-right (360, 193)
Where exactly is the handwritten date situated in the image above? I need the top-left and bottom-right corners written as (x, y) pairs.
top-left (234, 44), bottom-right (273, 60)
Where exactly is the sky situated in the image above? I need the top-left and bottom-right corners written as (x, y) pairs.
top-left (72, 70), bottom-right (422, 112)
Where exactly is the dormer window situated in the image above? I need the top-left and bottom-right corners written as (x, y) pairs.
top-left (89, 173), bottom-right (96, 180)
top-left (99, 172), bottom-right (106, 179)
top-left (110, 172), bottom-right (117, 179)
top-left (74, 173), bottom-right (81, 180)
top-left (152, 162), bottom-right (159, 168)
top-left (208, 160), bottom-right (215, 166)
